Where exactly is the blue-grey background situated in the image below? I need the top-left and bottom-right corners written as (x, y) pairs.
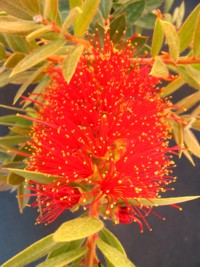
top-left (0, 1), bottom-right (200, 266)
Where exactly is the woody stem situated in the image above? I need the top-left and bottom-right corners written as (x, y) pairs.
top-left (84, 199), bottom-right (100, 267)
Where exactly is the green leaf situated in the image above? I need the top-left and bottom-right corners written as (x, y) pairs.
top-left (7, 172), bottom-right (25, 186)
top-left (74, 0), bottom-right (101, 37)
top-left (5, 35), bottom-right (30, 53)
top-left (160, 20), bottom-right (179, 61)
top-left (0, 43), bottom-right (6, 60)
top-left (150, 56), bottom-right (169, 78)
top-left (151, 17), bottom-right (164, 57)
top-left (4, 53), bottom-right (26, 69)
top-left (20, 0), bottom-right (40, 14)
top-left (47, 239), bottom-right (84, 259)
top-left (62, 45), bottom-right (84, 83)
top-left (37, 247), bottom-right (87, 267)
top-left (127, 196), bottom-right (200, 207)
top-left (53, 217), bottom-right (104, 242)
top-left (100, 228), bottom-right (126, 255)
top-left (11, 39), bottom-right (65, 76)
top-left (0, 0), bottom-right (32, 20)
top-left (1, 234), bottom-right (65, 267)
top-left (70, 0), bottom-right (82, 9)
top-left (134, 13), bottom-right (156, 29)
top-left (26, 25), bottom-right (52, 42)
top-left (43, 0), bottom-right (59, 22)
top-left (193, 11), bottom-right (200, 57)
top-left (162, 76), bottom-right (185, 97)
top-left (125, 0), bottom-right (146, 25)
top-left (184, 128), bottom-right (200, 157)
top-left (110, 14), bottom-right (126, 43)
top-left (0, 16), bottom-right (41, 35)
top-left (3, 168), bottom-right (60, 184)
top-left (176, 91), bottom-right (200, 114)
top-left (178, 4), bottom-right (200, 53)
top-left (17, 183), bottom-right (30, 213)
top-left (177, 66), bottom-right (200, 90)
top-left (0, 135), bottom-right (29, 147)
top-left (61, 7), bottom-right (82, 33)
top-left (99, 0), bottom-right (112, 19)
top-left (13, 62), bottom-right (49, 104)
top-left (96, 238), bottom-right (135, 267)
top-left (164, 0), bottom-right (174, 13)
top-left (144, 0), bottom-right (164, 13)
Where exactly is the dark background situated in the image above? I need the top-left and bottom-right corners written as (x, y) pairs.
top-left (0, 1), bottom-right (200, 266)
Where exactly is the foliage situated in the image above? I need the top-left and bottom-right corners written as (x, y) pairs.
top-left (0, 1), bottom-right (200, 266)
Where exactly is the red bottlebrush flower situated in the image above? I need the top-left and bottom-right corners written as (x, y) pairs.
top-left (26, 33), bottom-right (176, 230)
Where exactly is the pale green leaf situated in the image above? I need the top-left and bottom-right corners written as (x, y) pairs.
top-left (178, 4), bottom-right (200, 53)
top-left (74, 0), bottom-right (101, 37)
top-left (0, 0), bottom-right (32, 20)
top-left (160, 20), bottom-right (179, 61)
top-left (0, 16), bottom-right (41, 35)
top-left (70, 0), bottom-right (82, 9)
top-left (13, 63), bottom-right (49, 104)
top-left (11, 39), bottom-right (65, 76)
top-left (17, 183), bottom-right (30, 213)
top-left (177, 66), bottom-right (200, 90)
top-left (0, 135), bottom-right (29, 146)
top-left (1, 234), bottom-right (65, 267)
top-left (62, 45), bottom-right (84, 83)
top-left (0, 43), bottom-right (6, 60)
top-left (151, 17), bottom-right (164, 57)
top-left (184, 128), bottom-right (200, 157)
top-left (192, 118), bottom-right (200, 131)
top-left (164, 0), bottom-right (174, 13)
top-left (4, 52), bottom-right (26, 68)
top-left (5, 35), bottom-right (30, 53)
top-left (61, 7), bottom-right (82, 32)
top-left (99, 0), bottom-right (112, 19)
top-left (37, 247), bottom-right (87, 267)
top-left (150, 56), bottom-right (169, 78)
top-left (3, 168), bottom-right (60, 184)
top-left (100, 228), bottom-right (126, 255)
top-left (194, 12), bottom-right (200, 57)
top-left (43, 0), bottom-right (60, 24)
top-left (20, 0), bottom-right (40, 14)
top-left (162, 76), bottom-right (185, 97)
top-left (96, 238), bottom-right (135, 267)
top-left (176, 91), bottom-right (200, 115)
top-left (127, 196), bottom-right (200, 207)
top-left (53, 217), bottom-right (104, 242)
top-left (47, 239), bottom-right (84, 259)
top-left (26, 25), bottom-right (52, 42)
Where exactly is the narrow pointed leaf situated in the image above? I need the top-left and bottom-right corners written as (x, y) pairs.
top-left (177, 66), bottom-right (200, 90)
top-left (194, 12), bottom-right (200, 57)
top-left (100, 228), bottom-right (126, 255)
top-left (47, 239), bottom-right (84, 259)
top-left (125, 0), bottom-right (146, 24)
top-left (96, 238), bottom-right (135, 267)
top-left (160, 20), bottom-right (179, 61)
top-left (151, 17), bottom-right (164, 57)
top-left (11, 39), bottom-right (66, 76)
top-left (26, 25), bottom-right (52, 42)
top-left (184, 128), bottom-right (200, 157)
top-left (37, 247), bottom-right (87, 267)
top-left (17, 183), bottom-right (30, 213)
top-left (150, 56), bottom-right (169, 78)
top-left (74, 0), bottom-right (101, 37)
top-left (0, 0), bottom-right (32, 19)
top-left (127, 196), bottom-right (200, 207)
top-left (13, 63), bottom-right (49, 104)
top-left (43, 0), bottom-right (59, 21)
top-left (0, 135), bottom-right (29, 146)
top-left (62, 45), bottom-right (84, 83)
top-left (0, 16), bottom-right (41, 35)
top-left (99, 0), bottom-right (112, 19)
top-left (176, 91), bottom-right (200, 113)
top-left (3, 168), bottom-right (60, 184)
top-left (53, 217), bottom-right (104, 242)
top-left (20, 0), bottom-right (40, 14)
top-left (162, 76), bottom-right (185, 97)
top-left (4, 53), bottom-right (26, 69)
top-left (61, 7), bottom-right (82, 32)
top-left (0, 43), bottom-right (6, 60)
top-left (1, 234), bottom-right (65, 267)
top-left (178, 4), bottom-right (200, 53)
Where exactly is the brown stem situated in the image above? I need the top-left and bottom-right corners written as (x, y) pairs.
top-left (130, 56), bottom-right (200, 66)
top-left (84, 199), bottom-right (101, 267)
